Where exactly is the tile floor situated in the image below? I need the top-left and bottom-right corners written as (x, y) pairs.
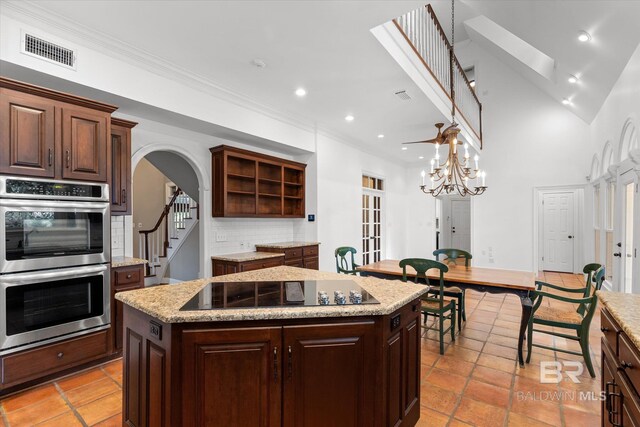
top-left (0, 272), bottom-right (601, 426)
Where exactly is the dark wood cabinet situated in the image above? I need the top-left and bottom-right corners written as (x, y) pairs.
top-left (601, 308), bottom-right (640, 427)
top-left (0, 77), bottom-right (117, 182)
top-left (110, 118), bottom-right (136, 215)
top-left (255, 244), bottom-right (320, 271)
top-left (122, 296), bottom-right (422, 426)
top-left (210, 145), bottom-right (306, 218)
top-left (0, 88), bottom-right (56, 177)
top-left (211, 255), bottom-right (285, 277)
top-left (283, 322), bottom-right (376, 427)
top-left (111, 264), bottom-right (145, 353)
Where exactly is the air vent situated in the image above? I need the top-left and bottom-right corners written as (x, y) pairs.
top-left (394, 90), bottom-right (411, 101)
top-left (22, 33), bottom-right (76, 69)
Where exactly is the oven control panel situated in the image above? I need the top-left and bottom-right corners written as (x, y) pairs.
top-left (0, 176), bottom-right (108, 201)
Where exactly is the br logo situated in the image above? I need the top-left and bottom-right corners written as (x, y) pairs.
top-left (540, 361), bottom-right (584, 384)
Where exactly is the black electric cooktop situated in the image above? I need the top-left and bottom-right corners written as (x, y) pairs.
top-left (180, 280), bottom-right (380, 310)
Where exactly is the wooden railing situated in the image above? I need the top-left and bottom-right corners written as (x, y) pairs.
top-left (393, 4), bottom-right (482, 147)
top-left (138, 187), bottom-right (198, 276)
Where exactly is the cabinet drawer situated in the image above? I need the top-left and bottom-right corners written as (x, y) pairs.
top-left (284, 248), bottom-right (303, 260)
top-left (241, 257), bottom-right (284, 272)
top-left (115, 266), bottom-right (143, 286)
top-left (602, 309), bottom-right (620, 355)
top-left (285, 259), bottom-right (304, 268)
top-left (1, 330), bottom-right (109, 387)
top-left (617, 366), bottom-right (640, 426)
top-left (302, 245), bottom-right (318, 257)
top-left (619, 334), bottom-right (640, 394)
top-left (302, 257), bottom-right (319, 270)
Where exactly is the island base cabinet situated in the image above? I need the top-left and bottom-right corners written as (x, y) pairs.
top-left (283, 322), bottom-right (376, 427)
top-left (181, 327), bottom-right (282, 427)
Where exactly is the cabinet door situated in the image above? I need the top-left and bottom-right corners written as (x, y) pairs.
top-left (181, 327), bottom-right (282, 427)
top-left (283, 322), bottom-right (375, 427)
top-left (61, 105), bottom-right (108, 181)
top-left (603, 345), bottom-right (617, 427)
top-left (0, 89), bottom-right (55, 177)
top-left (110, 125), bottom-right (131, 214)
top-left (303, 257), bottom-right (319, 270)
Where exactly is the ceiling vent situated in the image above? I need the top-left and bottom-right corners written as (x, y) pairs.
top-left (21, 33), bottom-right (76, 70)
top-left (394, 90), bottom-right (411, 101)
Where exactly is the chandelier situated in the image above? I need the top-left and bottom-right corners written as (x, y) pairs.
top-left (418, 0), bottom-right (487, 197)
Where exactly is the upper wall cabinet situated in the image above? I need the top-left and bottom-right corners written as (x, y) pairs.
top-left (0, 77), bottom-right (117, 182)
top-left (110, 118), bottom-right (137, 215)
top-left (210, 145), bottom-right (306, 218)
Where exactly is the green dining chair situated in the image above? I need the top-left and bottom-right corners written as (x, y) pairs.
top-left (335, 246), bottom-right (360, 275)
top-left (431, 248), bottom-right (472, 331)
top-left (526, 266), bottom-right (605, 377)
top-left (400, 258), bottom-right (456, 355)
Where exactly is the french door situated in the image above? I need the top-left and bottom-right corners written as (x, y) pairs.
top-left (362, 190), bottom-right (383, 265)
top-left (619, 171), bottom-right (638, 293)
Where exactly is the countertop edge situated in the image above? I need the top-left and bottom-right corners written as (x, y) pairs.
top-left (597, 290), bottom-right (640, 350)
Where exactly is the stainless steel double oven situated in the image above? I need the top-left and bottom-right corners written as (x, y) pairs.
top-left (0, 176), bottom-right (111, 354)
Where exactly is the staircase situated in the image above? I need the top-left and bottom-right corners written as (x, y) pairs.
top-left (138, 188), bottom-right (199, 285)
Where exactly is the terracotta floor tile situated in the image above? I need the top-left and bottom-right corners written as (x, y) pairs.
top-left (510, 394), bottom-right (562, 426)
top-left (476, 353), bottom-right (516, 373)
top-left (464, 321), bottom-right (493, 332)
top-left (434, 356), bottom-right (475, 377)
top-left (424, 368), bottom-right (468, 394)
top-left (453, 397), bottom-right (507, 427)
top-left (420, 384), bottom-right (460, 414)
top-left (491, 326), bottom-right (520, 339)
top-left (460, 328), bottom-right (490, 341)
top-left (487, 334), bottom-right (519, 349)
top-left (513, 374), bottom-right (559, 394)
top-left (563, 406), bottom-right (600, 425)
top-left (5, 395), bottom-right (69, 426)
top-left (445, 346), bottom-right (480, 363)
top-left (482, 342), bottom-right (517, 359)
top-left (0, 416), bottom-right (4, 427)
top-left (455, 337), bottom-right (485, 352)
top-left (92, 413), bottom-right (123, 427)
top-left (449, 419), bottom-right (474, 427)
top-left (65, 376), bottom-right (121, 407)
top-left (102, 359), bottom-right (123, 377)
top-left (507, 412), bottom-right (555, 427)
top-left (76, 391), bottom-right (122, 425)
top-left (421, 349), bottom-right (440, 367)
top-left (1, 384), bottom-right (60, 412)
top-left (463, 379), bottom-right (510, 408)
top-left (35, 411), bottom-right (83, 427)
top-left (471, 365), bottom-right (514, 389)
top-left (416, 407), bottom-right (449, 427)
top-left (57, 368), bottom-right (108, 392)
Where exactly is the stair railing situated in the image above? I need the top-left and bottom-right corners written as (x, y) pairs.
top-left (138, 187), bottom-right (198, 276)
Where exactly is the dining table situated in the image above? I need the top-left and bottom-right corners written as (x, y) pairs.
top-left (357, 259), bottom-right (537, 366)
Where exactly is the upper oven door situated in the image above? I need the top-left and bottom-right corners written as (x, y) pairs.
top-left (0, 199), bottom-right (110, 274)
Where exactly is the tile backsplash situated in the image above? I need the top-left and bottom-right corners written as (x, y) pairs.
top-left (111, 216), bottom-right (125, 258)
top-left (210, 218), bottom-right (305, 255)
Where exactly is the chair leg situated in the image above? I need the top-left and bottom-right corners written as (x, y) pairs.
top-left (526, 318), bottom-right (534, 363)
top-left (580, 331), bottom-right (595, 378)
top-left (451, 305), bottom-right (456, 342)
top-left (456, 295), bottom-right (463, 332)
top-left (439, 313), bottom-right (445, 355)
top-left (461, 292), bottom-right (466, 322)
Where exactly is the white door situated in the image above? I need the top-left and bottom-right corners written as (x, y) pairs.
top-left (620, 172), bottom-right (638, 293)
top-left (542, 192), bottom-right (575, 272)
top-left (451, 200), bottom-right (471, 252)
top-left (362, 190), bottom-right (383, 265)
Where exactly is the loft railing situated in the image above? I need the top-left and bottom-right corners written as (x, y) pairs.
top-left (394, 4), bottom-right (482, 147)
top-left (138, 187), bottom-right (198, 276)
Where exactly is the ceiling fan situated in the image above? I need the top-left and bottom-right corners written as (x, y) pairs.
top-left (402, 122), bottom-right (459, 145)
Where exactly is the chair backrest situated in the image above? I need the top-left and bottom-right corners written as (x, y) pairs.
top-left (335, 246), bottom-right (358, 275)
top-left (433, 248), bottom-right (472, 267)
top-left (578, 265), bottom-right (605, 315)
top-left (583, 263), bottom-right (602, 288)
top-left (399, 258), bottom-right (448, 306)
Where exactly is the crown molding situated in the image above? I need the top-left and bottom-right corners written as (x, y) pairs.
top-left (1, 0), bottom-right (316, 134)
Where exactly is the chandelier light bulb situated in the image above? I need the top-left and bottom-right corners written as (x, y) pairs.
top-left (430, 158), bottom-right (435, 173)
top-left (474, 154), bottom-right (479, 170)
top-left (421, 170), bottom-right (426, 186)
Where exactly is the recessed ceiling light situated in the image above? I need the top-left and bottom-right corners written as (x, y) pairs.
top-left (377, 134), bottom-right (384, 139)
top-left (251, 58), bottom-right (267, 68)
top-left (418, 156), bottom-right (424, 159)
top-left (401, 147), bottom-right (408, 151)
top-left (578, 31), bottom-right (591, 42)
top-left (568, 75), bottom-right (579, 84)
top-left (562, 98), bottom-right (572, 105)
top-left (295, 88), bottom-right (307, 97)
top-left (345, 115), bottom-right (354, 122)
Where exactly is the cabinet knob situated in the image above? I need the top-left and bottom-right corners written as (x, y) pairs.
top-left (57, 352), bottom-right (64, 359)
top-left (621, 360), bottom-right (633, 369)
top-left (601, 327), bottom-right (609, 332)
top-left (126, 274), bottom-right (132, 279)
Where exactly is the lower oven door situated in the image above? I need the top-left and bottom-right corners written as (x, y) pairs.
top-left (0, 264), bottom-right (110, 353)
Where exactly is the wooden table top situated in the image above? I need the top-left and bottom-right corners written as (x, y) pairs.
top-left (357, 260), bottom-right (536, 291)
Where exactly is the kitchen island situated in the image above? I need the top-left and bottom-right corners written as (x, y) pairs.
top-left (117, 266), bottom-right (428, 427)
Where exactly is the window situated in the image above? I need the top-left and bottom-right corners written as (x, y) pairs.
top-left (594, 185), bottom-right (601, 264)
top-left (606, 182), bottom-right (615, 230)
top-left (362, 175), bottom-right (383, 191)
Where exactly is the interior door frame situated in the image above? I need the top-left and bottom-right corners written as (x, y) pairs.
top-left (533, 185), bottom-right (585, 274)
top-left (617, 168), bottom-right (639, 293)
top-left (361, 171), bottom-right (386, 265)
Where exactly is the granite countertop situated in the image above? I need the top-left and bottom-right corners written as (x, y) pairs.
top-left (211, 252), bottom-right (285, 262)
top-left (597, 291), bottom-right (640, 349)
top-left (255, 241), bottom-right (320, 249)
top-left (111, 257), bottom-right (148, 268)
top-left (116, 266), bottom-right (428, 324)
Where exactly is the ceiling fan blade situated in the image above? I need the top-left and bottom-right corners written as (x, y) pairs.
top-left (402, 137), bottom-right (441, 145)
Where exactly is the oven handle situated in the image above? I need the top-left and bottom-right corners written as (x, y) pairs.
top-left (0, 264), bottom-right (109, 286)
top-left (0, 198), bottom-right (109, 211)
